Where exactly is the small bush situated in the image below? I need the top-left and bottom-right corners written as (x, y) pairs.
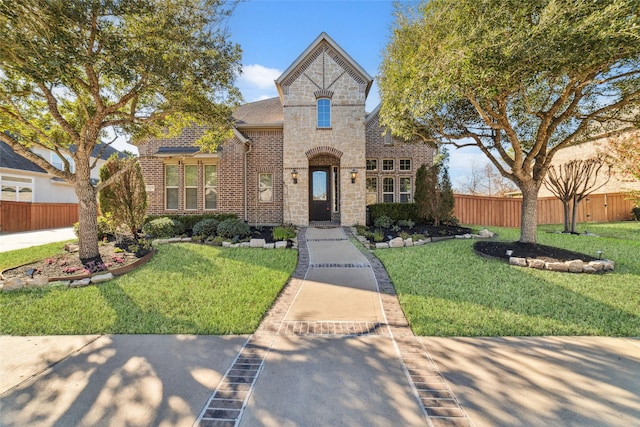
top-left (217, 218), bottom-right (251, 239)
top-left (142, 217), bottom-right (185, 238)
top-left (192, 218), bottom-right (220, 238)
top-left (369, 203), bottom-right (420, 224)
top-left (355, 224), bottom-right (368, 236)
top-left (143, 213), bottom-right (237, 232)
top-left (397, 219), bottom-right (415, 228)
top-left (632, 206), bottom-right (640, 221)
top-left (273, 225), bottom-right (296, 241)
top-left (374, 215), bottom-right (395, 228)
top-left (411, 233), bottom-right (426, 241)
top-left (399, 231), bottom-right (411, 240)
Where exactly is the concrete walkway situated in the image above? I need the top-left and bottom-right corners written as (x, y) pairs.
top-left (0, 227), bottom-right (76, 253)
top-left (1, 227), bottom-right (639, 426)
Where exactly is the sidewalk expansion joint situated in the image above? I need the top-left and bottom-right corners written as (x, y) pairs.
top-left (308, 262), bottom-right (371, 268)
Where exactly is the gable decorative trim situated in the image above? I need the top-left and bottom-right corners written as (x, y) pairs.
top-left (305, 146), bottom-right (344, 159)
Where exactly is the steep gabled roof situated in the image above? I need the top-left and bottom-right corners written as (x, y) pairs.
top-left (275, 32), bottom-right (373, 100)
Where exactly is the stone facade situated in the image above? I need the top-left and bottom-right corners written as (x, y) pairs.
top-left (138, 33), bottom-right (435, 227)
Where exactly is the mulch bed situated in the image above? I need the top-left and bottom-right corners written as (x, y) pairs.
top-left (474, 241), bottom-right (599, 263)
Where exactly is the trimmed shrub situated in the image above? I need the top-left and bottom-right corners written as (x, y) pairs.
top-left (397, 219), bottom-right (415, 228)
top-left (632, 206), bottom-right (640, 221)
top-left (192, 218), bottom-right (220, 238)
top-left (142, 217), bottom-right (185, 238)
top-left (369, 203), bottom-right (420, 224)
top-left (217, 218), bottom-right (251, 239)
top-left (144, 213), bottom-right (237, 232)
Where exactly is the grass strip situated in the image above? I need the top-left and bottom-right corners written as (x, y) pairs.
top-left (1, 243), bottom-right (297, 335)
top-left (375, 222), bottom-right (640, 337)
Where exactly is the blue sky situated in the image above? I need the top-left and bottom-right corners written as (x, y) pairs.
top-left (117, 0), bottom-right (482, 185)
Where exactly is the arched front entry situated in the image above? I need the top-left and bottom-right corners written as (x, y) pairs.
top-left (307, 147), bottom-right (342, 223)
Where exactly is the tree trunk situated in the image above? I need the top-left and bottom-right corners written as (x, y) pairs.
top-left (74, 164), bottom-right (101, 264)
top-left (519, 181), bottom-right (539, 243)
top-left (570, 197), bottom-right (579, 234)
top-left (562, 201), bottom-right (571, 233)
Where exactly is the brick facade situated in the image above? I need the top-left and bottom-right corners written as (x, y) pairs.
top-left (138, 33), bottom-right (436, 226)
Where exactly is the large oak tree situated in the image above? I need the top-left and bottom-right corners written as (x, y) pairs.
top-left (380, 0), bottom-right (640, 243)
top-left (0, 0), bottom-right (241, 262)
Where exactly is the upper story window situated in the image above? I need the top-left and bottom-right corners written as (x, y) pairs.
top-left (399, 159), bottom-right (411, 171)
top-left (51, 153), bottom-right (75, 173)
top-left (383, 159), bottom-right (394, 171)
top-left (366, 159), bottom-right (378, 171)
top-left (317, 98), bottom-right (331, 128)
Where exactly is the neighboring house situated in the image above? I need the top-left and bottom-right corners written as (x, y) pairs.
top-left (0, 141), bottom-right (126, 204)
top-left (537, 129), bottom-right (640, 198)
top-left (138, 32), bottom-right (434, 226)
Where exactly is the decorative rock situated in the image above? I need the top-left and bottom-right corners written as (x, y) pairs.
top-left (275, 241), bottom-right (288, 249)
top-left (64, 243), bottom-right (79, 253)
top-left (545, 262), bottom-right (569, 272)
top-left (455, 234), bottom-right (473, 239)
top-left (478, 228), bottom-right (495, 238)
top-left (587, 261), bottom-right (605, 272)
top-left (356, 236), bottom-right (368, 243)
top-left (222, 242), bottom-right (232, 248)
top-left (91, 273), bottom-right (114, 284)
top-left (264, 243), bottom-right (275, 249)
top-left (582, 266), bottom-right (598, 274)
top-left (527, 259), bottom-right (546, 269)
top-left (155, 239), bottom-right (170, 245)
top-left (566, 260), bottom-right (585, 273)
top-left (413, 240), bottom-right (425, 246)
top-left (602, 260), bottom-right (615, 271)
top-left (168, 237), bottom-right (182, 243)
top-left (70, 278), bottom-right (91, 288)
top-left (49, 281), bottom-right (71, 288)
top-left (389, 237), bottom-right (404, 248)
top-left (230, 243), bottom-right (240, 248)
top-left (33, 276), bottom-right (49, 287)
top-left (3, 278), bottom-right (25, 291)
top-left (404, 238), bottom-right (413, 247)
top-left (180, 237), bottom-right (191, 242)
top-left (509, 257), bottom-right (527, 267)
top-left (240, 242), bottom-right (250, 248)
top-left (375, 242), bottom-right (390, 249)
top-left (250, 238), bottom-right (266, 248)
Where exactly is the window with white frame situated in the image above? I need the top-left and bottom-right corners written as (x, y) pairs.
top-left (366, 177), bottom-right (377, 205)
top-left (1, 175), bottom-right (33, 202)
top-left (400, 177), bottom-right (412, 203)
top-left (204, 165), bottom-right (217, 210)
top-left (383, 177), bottom-right (394, 203)
top-left (317, 98), bottom-right (331, 128)
top-left (184, 164), bottom-right (198, 210)
top-left (399, 159), bottom-right (411, 171)
top-left (259, 173), bottom-right (273, 202)
top-left (382, 159), bottom-right (394, 171)
top-left (366, 159), bottom-right (377, 171)
top-left (165, 164), bottom-right (179, 210)
top-left (51, 153), bottom-right (75, 173)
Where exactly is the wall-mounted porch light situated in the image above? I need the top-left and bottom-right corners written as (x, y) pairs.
top-left (291, 169), bottom-right (298, 184)
top-left (350, 168), bottom-right (358, 184)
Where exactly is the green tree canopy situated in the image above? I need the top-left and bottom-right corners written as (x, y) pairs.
top-left (0, 0), bottom-right (241, 261)
top-left (380, 0), bottom-right (640, 243)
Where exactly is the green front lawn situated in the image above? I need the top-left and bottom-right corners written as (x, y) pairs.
top-left (375, 222), bottom-right (640, 337)
top-left (0, 243), bottom-right (297, 335)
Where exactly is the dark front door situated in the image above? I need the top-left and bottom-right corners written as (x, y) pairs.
top-left (310, 167), bottom-right (331, 221)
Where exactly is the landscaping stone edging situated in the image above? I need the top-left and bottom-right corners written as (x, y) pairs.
top-left (0, 250), bottom-right (156, 292)
top-left (508, 256), bottom-right (614, 273)
top-left (355, 227), bottom-right (495, 249)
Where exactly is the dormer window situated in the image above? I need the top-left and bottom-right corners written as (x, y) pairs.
top-left (317, 98), bottom-right (331, 128)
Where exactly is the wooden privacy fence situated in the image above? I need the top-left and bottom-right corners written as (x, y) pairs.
top-left (0, 201), bottom-right (79, 232)
top-left (454, 193), bottom-right (635, 228)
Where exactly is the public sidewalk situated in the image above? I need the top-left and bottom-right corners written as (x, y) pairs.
top-left (0, 227), bottom-right (76, 253)
top-left (1, 227), bottom-right (638, 426)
